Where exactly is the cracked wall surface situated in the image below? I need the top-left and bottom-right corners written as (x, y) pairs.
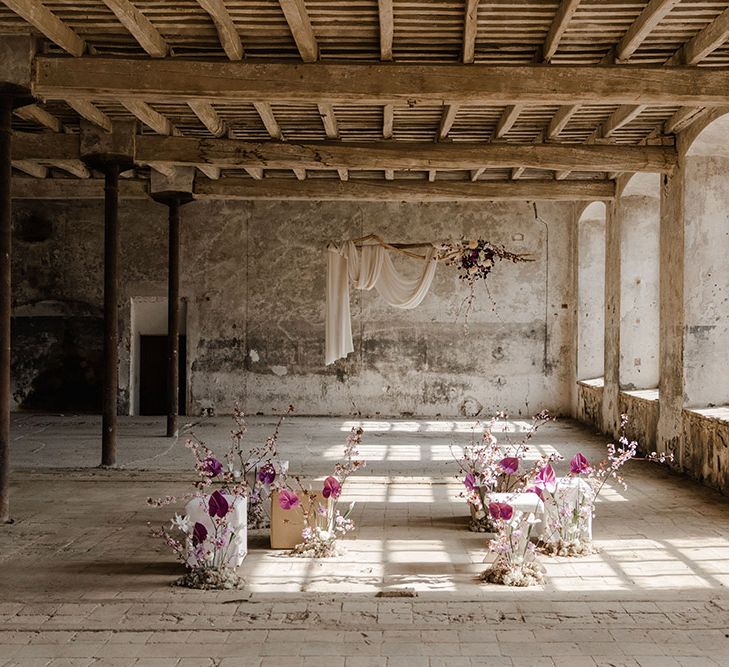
top-left (10, 198), bottom-right (576, 418)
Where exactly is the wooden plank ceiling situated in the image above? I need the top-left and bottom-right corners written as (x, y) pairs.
top-left (3, 0), bottom-right (729, 192)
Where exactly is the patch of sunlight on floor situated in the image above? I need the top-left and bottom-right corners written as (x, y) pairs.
top-left (340, 419), bottom-right (540, 434)
top-left (385, 539), bottom-right (453, 563)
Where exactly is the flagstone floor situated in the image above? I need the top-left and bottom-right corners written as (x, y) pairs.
top-left (1, 414), bottom-right (729, 666)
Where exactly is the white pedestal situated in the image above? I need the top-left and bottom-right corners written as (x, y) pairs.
top-left (488, 491), bottom-right (546, 534)
top-left (184, 493), bottom-right (248, 567)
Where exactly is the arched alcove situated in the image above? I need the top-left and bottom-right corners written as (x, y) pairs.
top-left (576, 201), bottom-right (606, 381)
top-left (681, 113), bottom-right (729, 408)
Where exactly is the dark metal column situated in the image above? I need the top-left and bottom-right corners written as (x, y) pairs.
top-left (0, 96), bottom-right (12, 523)
top-left (102, 163), bottom-right (120, 467)
top-left (166, 196), bottom-right (180, 438)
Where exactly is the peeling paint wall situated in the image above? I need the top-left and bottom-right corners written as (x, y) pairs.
top-left (11, 198), bottom-right (575, 417)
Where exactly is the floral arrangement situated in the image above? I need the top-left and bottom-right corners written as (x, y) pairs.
top-left (533, 416), bottom-right (673, 557)
top-left (438, 239), bottom-right (531, 320)
top-left (481, 502), bottom-right (544, 587)
top-left (455, 411), bottom-right (556, 532)
top-left (278, 426), bottom-right (365, 558)
top-left (148, 405), bottom-right (291, 589)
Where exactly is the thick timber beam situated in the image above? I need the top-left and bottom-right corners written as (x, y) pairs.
top-left (11, 177), bottom-right (147, 198)
top-left (194, 178), bottom-right (615, 201)
top-left (101, 0), bottom-right (168, 57)
top-left (12, 132), bottom-right (678, 174)
top-left (33, 59), bottom-right (729, 107)
top-left (3, 0), bottom-right (85, 56)
top-left (197, 0), bottom-right (243, 60)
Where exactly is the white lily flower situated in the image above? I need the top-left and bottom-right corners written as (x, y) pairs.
top-left (170, 513), bottom-right (191, 533)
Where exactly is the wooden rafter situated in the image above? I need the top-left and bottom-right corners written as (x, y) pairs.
top-left (317, 103), bottom-right (338, 139)
top-left (278, 0), bottom-right (318, 63)
top-left (470, 168), bottom-right (484, 181)
top-left (197, 165), bottom-right (221, 179)
top-left (543, 0), bottom-right (581, 63)
top-left (383, 104), bottom-right (394, 139)
top-left (101, 0), bottom-right (167, 57)
top-left (12, 160), bottom-right (47, 178)
top-left (14, 104), bottom-right (61, 132)
top-left (65, 99), bottom-right (112, 132)
top-left (34, 59), bottom-right (729, 107)
top-left (50, 159), bottom-right (90, 178)
top-left (682, 7), bottom-right (729, 66)
top-left (616, 0), bottom-right (681, 62)
top-left (494, 104), bottom-right (522, 139)
top-left (601, 105), bottom-right (646, 138)
top-left (292, 168), bottom-right (306, 180)
top-left (122, 100), bottom-right (179, 135)
top-left (12, 132), bottom-right (679, 174)
top-left (547, 105), bottom-right (579, 139)
top-left (188, 100), bottom-right (226, 137)
top-left (244, 168), bottom-right (264, 180)
top-left (252, 102), bottom-right (283, 140)
top-left (378, 0), bottom-right (393, 61)
top-left (3, 0), bottom-right (85, 56)
top-left (511, 167), bottom-right (525, 180)
top-left (437, 103), bottom-right (460, 141)
top-left (664, 107), bottom-right (706, 134)
top-left (462, 0), bottom-right (479, 64)
top-left (196, 0), bottom-right (243, 60)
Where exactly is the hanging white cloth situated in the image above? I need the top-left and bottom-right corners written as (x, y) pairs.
top-left (325, 241), bottom-right (438, 365)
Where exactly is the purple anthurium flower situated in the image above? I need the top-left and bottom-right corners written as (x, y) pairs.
top-left (488, 501), bottom-right (513, 522)
top-left (278, 489), bottom-right (300, 511)
top-left (257, 463), bottom-right (276, 486)
top-left (208, 490), bottom-right (229, 518)
top-left (192, 521), bottom-right (208, 545)
top-left (534, 464), bottom-right (557, 494)
top-left (322, 476), bottom-right (342, 500)
top-left (570, 452), bottom-right (591, 475)
top-left (525, 485), bottom-right (545, 501)
top-left (464, 472), bottom-right (477, 492)
top-left (498, 456), bottom-right (520, 475)
top-left (201, 457), bottom-right (223, 477)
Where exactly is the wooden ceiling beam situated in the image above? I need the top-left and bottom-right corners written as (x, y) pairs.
top-left (188, 100), bottom-right (226, 137)
top-left (34, 59), bottom-right (729, 107)
top-left (292, 168), bottom-right (306, 180)
top-left (101, 0), bottom-right (168, 57)
top-left (664, 106), bottom-right (707, 134)
top-left (10, 175), bottom-right (615, 202)
top-left (383, 104), bottom-right (394, 139)
top-left (195, 177), bottom-right (616, 202)
top-left (547, 104), bottom-right (579, 139)
top-left (253, 102), bottom-right (283, 140)
top-left (543, 0), bottom-right (581, 63)
top-left (616, 0), bottom-right (681, 62)
top-left (65, 99), bottom-right (112, 132)
top-left (13, 104), bottom-right (61, 132)
top-left (12, 160), bottom-right (48, 178)
top-left (12, 132), bottom-right (678, 174)
top-left (601, 104), bottom-right (646, 138)
top-left (197, 165), bottom-right (221, 179)
top-left (378, 0), bottom-right (393, 61)
top-left (244, 167), bottom-right (264, 180)
top-left (3, 0), bottom-right (85, 56)
top-left (278, 0), bottom-right (318, 62)
top-left (122, 100), bottom-right (179, 135)
top-left (462, 0), bottom-right (480, 64)
top-left (196, 0), bottom-right (243, 60)
top-left (49, 159), bottom-right (91, 178)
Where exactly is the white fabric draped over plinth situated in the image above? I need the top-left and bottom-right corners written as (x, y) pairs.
top-left (326, 241), bottom-right (438, 365)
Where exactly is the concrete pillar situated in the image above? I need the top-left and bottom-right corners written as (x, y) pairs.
top-left (576, 202), bottom-right (606, 381)
top-left (80, 121), bottom-right (136, 466)
top-left (657, 162), bottom-right (686, 461)
top-left (601, 201), bottom-right (621, 437)
top-left (618, 190), bottom-right (660, 390)
top-left (150, 167), bottom-right (194, 438)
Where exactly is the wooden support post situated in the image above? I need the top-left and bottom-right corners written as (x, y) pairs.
top-left (102, 162), bottom-right (120, 466)
top-left (166, 196), bottom-right (180, 438)
top-left (0, 96), bottom-right (12, 523)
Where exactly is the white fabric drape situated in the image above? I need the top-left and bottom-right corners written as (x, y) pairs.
top-left (325, 241), bottom-right (437, 365)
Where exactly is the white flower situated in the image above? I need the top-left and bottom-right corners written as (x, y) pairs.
top-left (526, 513), bottom-right (541, 526)
top-left (170, 513), bottom-right (191, 533)
top-left (316, 529), bottom-right (332, 542)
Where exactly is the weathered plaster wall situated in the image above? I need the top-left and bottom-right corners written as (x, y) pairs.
top-left (619, 195), bottom-right (660, 390)
top-left (576, 205), bottom-right (605, 381)
top-left (683, 408), bottom-right (729, 495)
top-left (618, 391), bottom-right (658, 451)
top-left (11, 198), bottom-right (575, 417)
top-left (683, 155), bottom-right (729, 408)
top-left (576, 380), bottom-right (603, 429)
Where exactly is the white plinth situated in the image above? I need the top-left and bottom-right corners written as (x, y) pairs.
top-left (488, 491), bottom-right (546, 534)
top-left (184, 493), bottom-right (247, 567)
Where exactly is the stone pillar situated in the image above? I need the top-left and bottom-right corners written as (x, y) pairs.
top-left (0, 36), bottom-right (35, 523)
top-left (150, 168), bottom-right (194, 438)
top-left (80, 121), bottom-right (136, 467)
top-left (618, 188), bottom-right (660, 391)
top-left (657, 161), bottom-right (686, 461)
top-left (601, 201), bottom-right (621, 437)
